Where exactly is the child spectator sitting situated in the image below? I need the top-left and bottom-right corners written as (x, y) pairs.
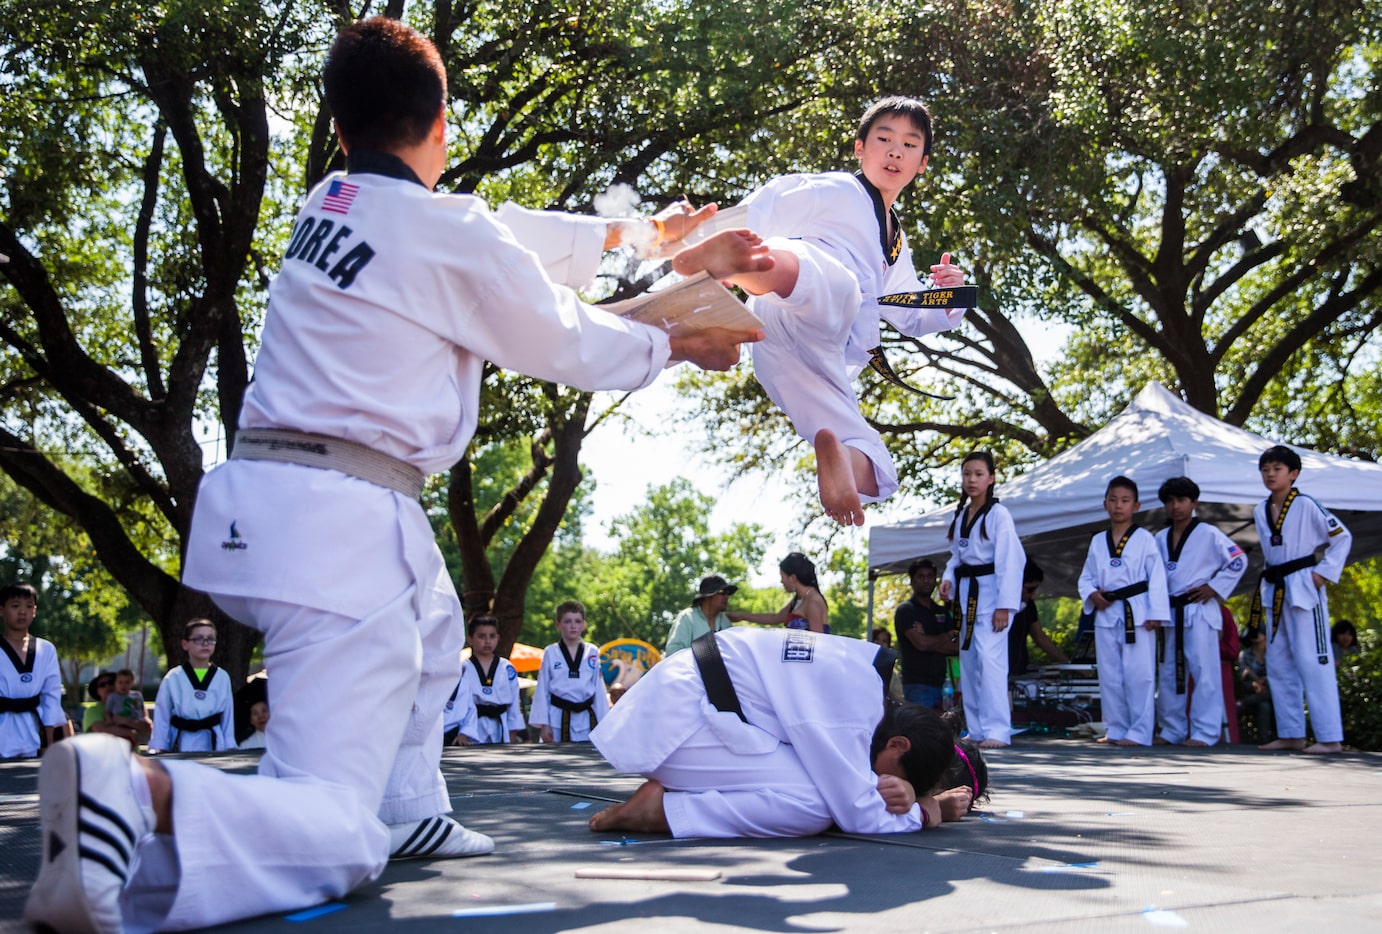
top-left (240, 700), bottom-right (270, 749)
top-left (104, 668), bottom-right (153, 743)
top-left (530, 601), bottom-right (609, 743)
top-left (445, 615), bottom-right (526, 746)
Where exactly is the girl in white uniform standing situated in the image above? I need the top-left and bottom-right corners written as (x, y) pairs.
top-left (149, 619), bottom-right (236, 753)
top-left (939, 452), bottom-right (1025, 749)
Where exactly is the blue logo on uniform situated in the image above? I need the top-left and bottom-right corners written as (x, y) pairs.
top-left (1110, 558), bottom-right (1123, 567)
top-left (958, 538), bottom-right (969, 548)
top-left (20, 673), bottom-right (32, 683)
top-left (507, 667), bottom-right (517, 680)
top-left (783, 631), bottom-right (815, 662)
top-left (221, 521), bottom-right (249, 551)
top-left (482, 686), bottom-right (493, 695)
top-left (445, 701), bottom-right (454, 711)
top-left (1166, 561), bottom-right (1177, 571)
top-left (1229, 557), bottom-right (1245, 572)
top-left (587, 655), bottom-right (598, 670)
top-left (194, 690), bottom-right (206, 700)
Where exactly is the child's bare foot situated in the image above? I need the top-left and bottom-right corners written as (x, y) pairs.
top-left (1153, 736), bottom-right (1171, 745)
top-left (1303, 741), bottom-right (1342, 754)
top-left (1095, 735), bottom-right (1111, 744)
top-left (587, 780), bottom-right (671, 834)
top-left (977, 739), bottom-right (1008, 749)
top-left (1110, 738), bottom-right (1139, 746)
top-left (814, 430), bottom-right (865, 526)
top-left (935, 787), bottom-right (974, 821)
top-left (1259, 738), bottom-right (1306, 751)
top-left (1184, 739), bottom-right (1209, 747)
top-left (671, 229), bottom-right (773, 281)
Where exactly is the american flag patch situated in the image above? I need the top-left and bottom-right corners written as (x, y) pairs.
top-left (322, 179), bottom-right (360, 215)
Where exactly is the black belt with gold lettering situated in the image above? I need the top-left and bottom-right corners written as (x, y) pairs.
top-left (550, 694), bottom-right (597, 742)
top-left (953, 563), bottom-right (996, 650)
top-left (1104, 581), bottom-right (1150, 645)
top-left (867, 286), bottom-right (980, 400)
top-left (1163, 592), bottom-right (1195, 693)
top-left (1248, 554), bottom-right (1318, 641)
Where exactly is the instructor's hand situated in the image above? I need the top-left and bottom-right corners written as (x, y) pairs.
top-left (669, 327), bottom-right (764, 371)
top-left (929, 252), bottom-right (966, 288)
top-left (877, 774), bottom-right (917, 814)
top-left (655, 199), bottom-right (717, 244)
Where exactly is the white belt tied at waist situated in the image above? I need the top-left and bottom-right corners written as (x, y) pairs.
top-left (230, 428), bottom-right (425, 499)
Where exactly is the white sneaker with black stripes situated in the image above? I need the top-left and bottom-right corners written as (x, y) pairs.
top-left (24, 735), bottom-right (154, 934)
top-left (387, 815), bottom-right (494, 860)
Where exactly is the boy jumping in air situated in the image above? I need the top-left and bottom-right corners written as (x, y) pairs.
top-left (701, 97), bottom-right (969, 526)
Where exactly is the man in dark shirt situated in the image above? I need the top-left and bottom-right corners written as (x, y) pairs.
top-left (1007, 561), bottom-right (1069, 676)
top-left (894, 559), bottom-right (957, 708)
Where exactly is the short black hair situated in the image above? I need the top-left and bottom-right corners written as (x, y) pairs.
top-left (857, 96), bottom-right (934, 158)
top-left (870, 700), bottom-right (955, 796)
top-left (324, 17), bottom-right (446, 153)
top-left (1105, 475), bottom-right (1139, 500)
top-left (1259, 444), bottom-right (1302, 473)
top-left (1023, 560), bottom-right (1044, 584)
top-left (1158, 476), bottom-right (1200, 503)
top-left (907, 558), bottom-right (937, 576)
top-left (87, 671), bottom-right (116, 702)
top-left (467, 614), bottom-right (500, 637)
top-left (0, 581), bottom-right (38, 604)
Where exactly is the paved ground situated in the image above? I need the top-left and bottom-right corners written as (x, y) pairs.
top-left (2, 737), bottom-right (1379, 932)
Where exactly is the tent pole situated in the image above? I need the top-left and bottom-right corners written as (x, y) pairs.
top-left (866, 571), bottom-right (876, 641)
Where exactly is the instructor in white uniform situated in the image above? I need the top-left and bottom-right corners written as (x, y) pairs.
top-left (26, 17), bottom-right (770, 934)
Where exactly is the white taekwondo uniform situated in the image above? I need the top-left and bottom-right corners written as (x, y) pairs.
top-left (448, 655), bottom-right (526, 744)
top-left (592, 628), bottom-right (927, 838)
top-left (149, 664), bottom-right (237, 753)
top-left (739, 172), bottom-right (966, 502)
top-left (1252, 488), bottom-right (1351, 743)
top-left (1079, 527), bottom-right (1170, 745)
top-left (1153, 520), bottom-right (1246, 745)
top-left (0, 637), bottom-right (65, 759)
top-left (941, 501), bottom-right (1025, 745)
top-left (529, 641), bottom-right (609, 742)
top-left (162, 151), bottom-right (673, 932)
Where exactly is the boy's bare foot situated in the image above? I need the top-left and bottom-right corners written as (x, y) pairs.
top-left (1303, 742), bottom-right (1342, 754)
top-left (935, 787), bottom-right (974, 821)
top-left (1153, 736), bottom-right (1171, 745)
top-left (1184, 739), bottom-right (1209, 747)
top-left (977, 739), bottom-right (1008, 749)
top-left (588, 780), bottom-right (671, 834)
top-left (814, 430), bottom-right (865, 526)
top-left (1110, 738), bottom-right (1139, 746)
top-left (1259, 738), bottom-right (1306, 751)
top-left (1095, 735), bottom-right (1111, 744)
top-left (671, 229), bottom-right (773, 281)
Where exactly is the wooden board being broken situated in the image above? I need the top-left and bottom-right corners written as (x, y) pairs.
top-left (601, 271), bottom-right (762, 334)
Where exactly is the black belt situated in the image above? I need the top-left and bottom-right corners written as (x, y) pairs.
top-left (1248, 554), bottom-right (1318, 641)
top-left (170, 712), bottom-right (223, 751)
top-left (0, 695), bottom-right (46, 752)
top-left (953, 563), bottom-right (996, 651)
top-left (1104, 580), bottom-right (1149, 644)
top-left (475, 702), bottom-right (508, 720)
top-left (549, 693), bottom-right (597, 742)
top-left (1163, 592), bottom-right (1195, 693)
top-left (691, 632), bottom-right (747, 722)
top-left (0, 694), bottom-right (41, 713)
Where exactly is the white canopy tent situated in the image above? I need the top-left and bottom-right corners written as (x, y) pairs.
top-left (868, 382), bottom-right (1382, 599)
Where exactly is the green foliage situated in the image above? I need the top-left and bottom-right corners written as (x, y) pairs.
top-left (568, 479), bottom-right (767, 647)
top-left (1338, 625), bottom-right (1382, 751)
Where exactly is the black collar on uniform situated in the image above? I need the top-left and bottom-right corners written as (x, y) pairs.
top-left (345, 149), bottom-right (428, 188)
